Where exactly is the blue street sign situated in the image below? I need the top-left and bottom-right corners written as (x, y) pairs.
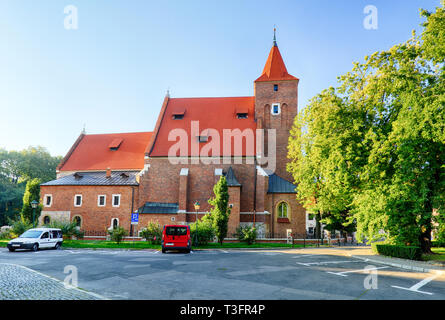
top-left (131, 212), bottom-right (139, 225)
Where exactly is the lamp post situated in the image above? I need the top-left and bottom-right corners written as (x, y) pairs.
top-left (193, 201), bottom-right (200, 246)
top-left (31, 200), bottom-right (39, 228)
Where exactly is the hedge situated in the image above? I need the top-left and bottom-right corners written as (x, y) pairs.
top-left (371, 243), bottom-right (422, 261)
top-left (431, 241), bottom-right (445, 248)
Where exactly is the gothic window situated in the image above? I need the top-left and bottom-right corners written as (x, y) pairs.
top-left (277, 202), bottom-right (288, 218)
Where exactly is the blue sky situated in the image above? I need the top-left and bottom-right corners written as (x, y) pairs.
top-left (0, 0), bottom-right (440, 156)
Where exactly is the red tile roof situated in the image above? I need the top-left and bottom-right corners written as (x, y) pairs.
top-left (59, 132), bottom-right (152, 171)
top-left (148, 96), bottom-right (257, 157)
top-left (255, 44), bottom-right (298, 82)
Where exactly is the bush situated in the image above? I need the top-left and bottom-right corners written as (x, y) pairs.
top-left (236, 225), bottom-right (257, 245)
top-left (431, 241), bottom-right (445, 248)
top-left (372, 243), bottom-right (422, 261)
top-left (140, 221), bottom-right (162, 244)
top-left (10, 219), bottom-right (33, 237)
top-left (43, 221), bottom-right (84, 239)
top-left (0, 229), bottom-right (12, 240)
top-left (108, 226), bottom-right (128, 244)
top-left (190, 214), bottom-right (215, 246)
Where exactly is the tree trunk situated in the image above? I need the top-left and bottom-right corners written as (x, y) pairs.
top-left (419, 220), bottom-right (433, 254)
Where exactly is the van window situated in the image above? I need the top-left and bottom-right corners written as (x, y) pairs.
top-left (19, 230), bottom-right (42, 238)
top-left (51, 231), bottom-right (59, 238)
top-left (41, 232), bottom-right (49, 239)
top-left (166, 226), bottom-right (187, 236)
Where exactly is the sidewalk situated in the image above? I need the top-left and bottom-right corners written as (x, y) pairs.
top-left (304, 246), bottom-right (445, 273)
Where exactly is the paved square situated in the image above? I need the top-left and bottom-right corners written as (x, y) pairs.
top-left (0, 247), bottom-right (443, 300)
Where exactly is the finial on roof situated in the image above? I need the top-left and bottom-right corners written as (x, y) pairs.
top-left (273, 25), bottom-right (277, 47)
top-left (166, 88), bottom-right (170, 98)
top-left (81, 124), bottom-right (86, 135)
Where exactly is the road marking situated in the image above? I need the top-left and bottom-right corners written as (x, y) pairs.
top-left (392, 272), bottom-right (443, 295)
top-left (228, 266), bottom-right (298, 276)
top-left (327, 266), bottom-right (389, 277)
top-left (292, 254), bottom-right (317, 259)
top-left (219, 250), bottom-right (229, 253)
top-left (173, 260), bottom-right (212, 265)
top-left (297, 260), bottom-right (362, 266)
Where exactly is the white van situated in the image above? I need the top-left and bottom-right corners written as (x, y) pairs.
top-left (7, 228), bottom-right (63, 252)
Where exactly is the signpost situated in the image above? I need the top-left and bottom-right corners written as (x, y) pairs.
top-left (131, 211), bottom-right (139, 248)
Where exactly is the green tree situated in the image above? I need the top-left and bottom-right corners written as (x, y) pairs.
top-left (208, 176), bottom-right (231, 245)
top-left (20, 178), bottom-right (42, 225)
top-left (0, 146), bottom-right (61, 226)
top-left (288, 3), bottom-right (445, 253)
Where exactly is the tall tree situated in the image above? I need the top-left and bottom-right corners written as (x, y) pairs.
top-left (209, 176), bottom-right (231, 245)
top-left (288, 3), bottom-right (444, 253)
top-left (20, 178), bottom-right (42, 225)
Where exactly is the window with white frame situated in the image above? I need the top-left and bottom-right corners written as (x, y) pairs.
top-left (74, 195), bottom-right (82, 207)
top-left (271, 103), bottom-right (281, 115)
top-left (44, 194), bottom-right (52, 207)
top-left (112, 194), bottom-right (121, 207)
top-left (98, 195), bottom-right (106, 207)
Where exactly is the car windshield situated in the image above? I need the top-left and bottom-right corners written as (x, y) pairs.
top-left (19, 230), bottom-right (43, 238)
top-left (166, 227), bottom-right (187, 236)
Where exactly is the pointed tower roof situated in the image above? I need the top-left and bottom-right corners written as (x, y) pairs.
top-left (255, 29), bottom-right (298, 82)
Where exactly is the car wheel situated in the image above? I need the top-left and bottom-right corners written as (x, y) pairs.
top-left (55, 243), bottom-right (61, 250)
top-left (161, 247), bottom-right (166, 253)
top-left (32, 243), bottom-right (39, 252)
top-left (8, 248), bottom-right (15, 252)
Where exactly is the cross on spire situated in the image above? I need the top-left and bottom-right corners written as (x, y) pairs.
top-left (273, 25), bottom-right (277, 47)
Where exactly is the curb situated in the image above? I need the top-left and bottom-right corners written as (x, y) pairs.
top-left (349, 255), bottom-right (442, 273)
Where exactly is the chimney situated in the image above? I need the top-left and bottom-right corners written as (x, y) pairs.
top-left (106, 167), bottom-right (111, 178)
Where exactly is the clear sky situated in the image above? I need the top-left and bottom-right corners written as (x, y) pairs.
top-left (0, 0), bottom-right (440, 157)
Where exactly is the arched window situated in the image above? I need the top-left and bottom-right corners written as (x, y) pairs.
top-left (73, 216), bottom-right (82, 228)
top-left (112, 218), bottom-right (119, 229)
top-left (43, 216), bottom-right (50, 225)
top-left (277, 202), bottom-right (288, 218)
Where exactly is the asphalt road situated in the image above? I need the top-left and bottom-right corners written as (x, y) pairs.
top-left (0, 246), bottom-right (443, 300)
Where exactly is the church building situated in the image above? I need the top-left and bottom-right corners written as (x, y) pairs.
top-left (40, 34), bottom-right (308, 238)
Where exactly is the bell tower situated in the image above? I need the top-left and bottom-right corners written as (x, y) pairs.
top-left (254, 29), bottom-right (299, 180)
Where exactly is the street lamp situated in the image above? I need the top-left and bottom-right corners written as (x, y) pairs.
top-left (193, 201), bottom-right (200, 246)
top-left (31, 200), bottom-right (39, 227)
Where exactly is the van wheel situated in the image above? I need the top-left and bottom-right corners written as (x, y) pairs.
top-left (55, 243), bottom-right (61, 250)
top-left (8, 248), bottom-right (15, 252)
top-left (32, 243), bottom-right (39, 252)
top-left (185, 249), bottom-right (191, 254)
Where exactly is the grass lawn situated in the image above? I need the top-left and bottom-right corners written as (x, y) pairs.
top-left (0, 238), bottom-right (307, 250)
top-left (423, 247), bottom-right (445, 262)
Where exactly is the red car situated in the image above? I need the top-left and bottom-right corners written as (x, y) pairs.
top-left (161, 225), bottom-right (191, 253)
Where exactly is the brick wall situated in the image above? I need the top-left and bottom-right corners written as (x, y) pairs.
top-left (40, 185), bottom-right (137, 232)
top-left (254, 80), bottom-right (299, 181)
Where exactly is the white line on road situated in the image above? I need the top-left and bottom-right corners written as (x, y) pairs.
top-left (327, 266), bottom-right (389, 277)
top-left (391, 272), bottom-right (443, 295)
top-left (292, 254), bottom-right (317, 259)
top-left (228, 266), bottom-right (299, 276)
top-left (297, 260), bottom-right (362, 267)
